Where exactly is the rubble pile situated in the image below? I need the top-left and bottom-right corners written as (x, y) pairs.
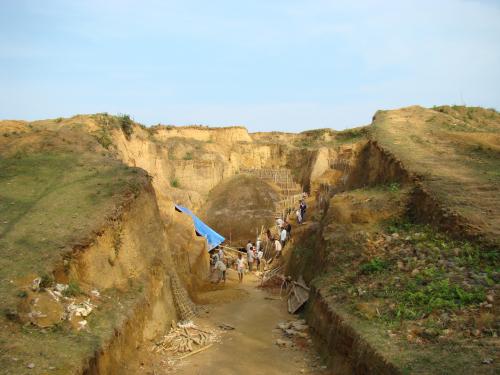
top-left (19, 279), bottom-right (99, 330)
top-left (274, 319), bottom-right (312, 348)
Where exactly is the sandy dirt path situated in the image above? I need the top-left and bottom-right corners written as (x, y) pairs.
top-left (132, 268), bottom-right (329, 375)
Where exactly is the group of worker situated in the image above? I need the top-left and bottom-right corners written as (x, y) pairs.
top-left (210, 198), bottom-right (308, 285)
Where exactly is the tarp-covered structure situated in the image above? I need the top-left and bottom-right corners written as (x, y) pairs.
top-left (174, 204), bottom-right (225, 251)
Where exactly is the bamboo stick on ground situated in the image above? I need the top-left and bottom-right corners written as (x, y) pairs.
top-left (177, 344), bottom-right (214, 360)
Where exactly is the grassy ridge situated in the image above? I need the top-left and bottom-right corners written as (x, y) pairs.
top-left (0, 123), bottom-right (149, 374)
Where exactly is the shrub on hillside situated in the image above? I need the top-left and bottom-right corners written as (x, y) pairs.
top-left (118, 114), bottom-right (133, 139)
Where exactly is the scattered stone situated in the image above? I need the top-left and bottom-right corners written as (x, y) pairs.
top-left (411, 269), bottom-right (420, 276)
top-left (291, 321), bottom-right (308, 331)
top-left (90, 289), bottom-right (100, 298)
top-left (78, 320), bottom-right (88, 331)
top-left (218, 323), bottom-right (235, 331)
top-left (420, 328), bottom-right (440, 340)
top-left (440, 312), bottom-right (450, 326)
top-left (31, 278), bottom-right (41, 292)
top-left (67, 299), bottom-right (95, 319)
top-left (27, 363), bottom-right (35, 369)
top-left (486, 294), bottom-right (494, 303)
top-left (482, 358), bottom-right (493, 365)
top-left (55, 283), bottom-right (68, 293)
top-left (275, 338), bottom-right (293, 348)
top-left (278, 322), bottom-right (290, 330)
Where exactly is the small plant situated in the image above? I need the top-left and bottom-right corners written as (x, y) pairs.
top-left (397, 279), bottom-right (485, 319)
top-left (360, 258), bottom-right (388, 274)
top-left (40, 273), bottom-right (54, 288)
top-left (62, 281), bottom-right (81, 297)
top-left (388, 182), bottom-right (400, 192)
top-left (94, 129), bottom-right (113, 149)
top-left (183, 152), bottom-right (193, 160)
top-left (55, 117), bottom-right (63, 123)
top-left (118, 114), bottom-right (133, 139)
top-left (170, 178), bottom-right (180, 188)
top-left (16, 290), bottom-right (28, 298)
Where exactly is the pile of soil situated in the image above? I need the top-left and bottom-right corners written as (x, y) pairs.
top-left (200, 174), bottom-right (280, 246)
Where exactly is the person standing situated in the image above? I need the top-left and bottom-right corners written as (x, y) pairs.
top-left (257, 248), bottom-right (264, 271)
top-left (285, 220), bottom-right (292, 239)
top-left (300, 200), bottom-right (307, 222)
top-left (254, 245), bottom-right (261, 271)
top-left (236, 253), bottom-right (244, 283)
top-left (246, 240), bottom-right (253, 253)
top-left (212, 250), bottom-right (220, 265)
top-left (276, 217), bottom-right (284, 229)
top-left (214, 258), bottom-right (226, 284)
top-left (280, 227), bottom-right (287, 247)
top-left (247, 245), bottom-right (254, 272)
top-left (296, 208), bottom-right (302, 225)
top-left (274, 238), bottom-right (282, 258)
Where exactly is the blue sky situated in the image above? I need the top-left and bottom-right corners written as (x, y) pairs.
top-left (1, 0), bottom-right (499, 132)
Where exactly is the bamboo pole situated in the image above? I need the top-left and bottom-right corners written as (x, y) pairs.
top-left (178, 344), bottom-right (214, 359)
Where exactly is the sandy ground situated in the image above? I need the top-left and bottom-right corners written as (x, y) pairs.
top-left (129, 269), bottom-right (329, 375)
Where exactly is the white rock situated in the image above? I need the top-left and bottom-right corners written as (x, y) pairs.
top-left (31, 278), bottom-right (41, 291)
top-left (55, 283), bottom-right (68, 292)
top-left (77, 320), bottom-right (88, 331)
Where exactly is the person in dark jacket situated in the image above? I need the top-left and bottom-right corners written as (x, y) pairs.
top-left (285, 220), bottom-right (292, 238)
top-left (300, 200), bottom-right (307, 222)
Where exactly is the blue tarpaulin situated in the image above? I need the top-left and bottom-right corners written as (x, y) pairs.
top-left (174, 204), bottom-right (225, 251)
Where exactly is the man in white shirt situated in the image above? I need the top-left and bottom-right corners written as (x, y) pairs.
top-left (247, 246), bottom-right (254, 272)
top-left (280, 227), bottom-right (287, 246)
top-left (257, 249), bottom-right (264, 271)
top-left (296, 209), bottom-right (302, 224)
top-left (236, 253), bottom-right (245, 283)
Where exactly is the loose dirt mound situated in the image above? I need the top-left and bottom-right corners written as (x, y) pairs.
top-left (200, 174), bottom-right (280, 246)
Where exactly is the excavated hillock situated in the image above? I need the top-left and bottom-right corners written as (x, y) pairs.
top-left (0, 121), bottom-right (205, 374)
top-left (200, 174), bottom-right (281, 246)
top-left (1, 105), bottom-right (498, 375)
top-left (284, 106), bottom-right (499, 375)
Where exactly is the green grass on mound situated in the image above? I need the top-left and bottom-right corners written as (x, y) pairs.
top-left (0, 136), bottom-right (148, 373)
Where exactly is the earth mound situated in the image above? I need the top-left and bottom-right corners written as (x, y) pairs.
top-left (200, 174), bottom-right (280, 246)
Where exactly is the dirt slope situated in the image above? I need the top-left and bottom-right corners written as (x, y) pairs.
top-left (371, 105), bottom-right (500, 246)
top-left (0, 120), bottom-right (207, 374)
